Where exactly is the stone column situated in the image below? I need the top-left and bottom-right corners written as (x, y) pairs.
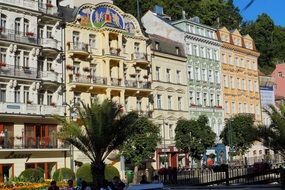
top-left (119, 61), bottom-right (124, 86)
top-left (105, 59), bottom-right (111, 85)
top-left (104, 31), bottom-right (110, 55)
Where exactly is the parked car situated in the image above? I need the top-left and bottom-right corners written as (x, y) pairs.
top-left (126, 183), bottom-right (171, 190)
top-left (247, 162), bottom-right (272, 174)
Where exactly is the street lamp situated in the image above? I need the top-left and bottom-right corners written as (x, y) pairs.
top-left (63, 98), bottom-right (78, 173)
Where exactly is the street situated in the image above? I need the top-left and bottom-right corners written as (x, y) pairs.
top-left (171, 184), bottom-right (281, 190)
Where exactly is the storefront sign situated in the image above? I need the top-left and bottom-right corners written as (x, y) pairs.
top-left (5, 152), bottom-right (32, 162)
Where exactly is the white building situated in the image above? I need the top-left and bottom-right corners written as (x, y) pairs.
top-left (0, 0), bottom-right (68, 181)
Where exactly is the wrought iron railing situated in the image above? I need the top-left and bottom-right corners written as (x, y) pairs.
top-left (0, 63), bottom-right (38, 79)
top-left (0, 28), bottom-right (38, 45)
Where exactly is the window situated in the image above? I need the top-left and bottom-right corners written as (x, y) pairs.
top-left (215, 71), bottom-right (219, 83)
top-left (39, 27), bottom-right (44, 38)
top-left (168, 96), bottom-right (172, 110)
top-left (259, 150), bottom-right (262, 155)
top-left (221, 54), bottom-right (225, 63)
top-left (23, 19), bottom-right (29, 35)
top-left (244, 103), bottom-right (247, 113)
top-left (196, 92), bottom-right (200, 105)
top-left (157, 95), bottom-right (161, 109)
top-left (47, 91), bottom-right (53, 105)
top-left (73, 62), bottom-right (80, 74)
top-left (23, 53), bottom-right (29, 68)
top-left (228, 55), bottom-right (232, 64)
top-left (240, 58), bottom-right (244, 67)
top-left (15, 51), bottom-right (20, 68)
top-left (178, 97), bottom-right (182, 110)
top-left (254, 81), bottom-right (258, 91)
top-left (231, 102), bottom-right (236, 113)
top-left (249, 80), bottom-right (252, 91)
top-left (38, 92), bottom-right (44, 105)
top-left (189, 91), bottom-right (193, 104)
top-left (72, 31), bottom-right (80, 44)
top-left (192, 45), bottom-right (198, 56)
top-left (237, 78), bottom-right (240, 89)
top-left (15, 18), bottom-right (21, 35)
top-left (24, 87), bottom-right (29, 104)
top-left (235, 57), bottom-right (238, 66)
top-left (188, 66), bottom-right (193, 79)
top-left (195, 67), bottom-right (199, 80)
top-left (206, 48), bottom-right (211, 59)
top-left (187, 44), bottom-right (191, 54)
top-left (14, 86), bottom-right (21, 103)
top-left (229, 76), bottom-right (233, 88)
top-left (203, 93), bottom-right (207, 106)
top-left (239, 103), bottom-right (242, 113)
top-left (225, 101), bottom-right (229, 113)
top-left (202, 69), bottom-right (206, 81)
top-left (208, 70), bottom-right (213, 82)
top-left (47, 26), bottom-right (52, 38)
top-left (256, 104), bottom-right (260, 115)
top-left (166, 69), bottom-right (171, 82)
top-left (200, 47), bottom-right (204, 58)
top-left (136, 97), bottom-right (142, 112)
top-left (0, 48), bottom-right (6, 64)
top-left (210, 94), bottom-right (214, 106)
top-left (175, 47), bottom-right (180, 55)
top-left (74, 92), bottom-right (81, 105)
top-left (169, 124), bottom-right (174, 139)
top-left (213, 50), bottom-right (217, 60)
top-left (216, 94), bottom-right (220, 106)
top-left (0, 14), bottom-right (6, 29)
top-left (122, 39), bottom-right (127, 53)
top-left (0, 84), bottom-right (6, 102)
top-left (89, 35), bottom-right (96, 48)
top-left (250, 104), bottom-right (254, 113)
top-left (278, 72), bottom-right (283, 77)
top-left (90, 93), bottom-right (97, 103)
top-left (176, 70), bottom-right (181, 84)
top-left (223, 75), bottom-right (228, 87)
top-left (156, 67), bottom-right (160, 81)
top-left (134, 42), bottom-right (140, 53)
top-left (47, 59), bottom-right (53, 71)
top-left (155, 41), bottom-right (159, 50)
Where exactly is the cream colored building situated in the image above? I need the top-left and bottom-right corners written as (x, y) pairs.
top-left (148, 34), bottom-right (188, 169)
top-left (63, 2), bottom-right (152, 165)
top-left (0, 0), bottom-right (68, 181)
top-left (217, 27), bottom-right (261, 122)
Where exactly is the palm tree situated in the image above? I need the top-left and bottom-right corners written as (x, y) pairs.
top-left (258, 101), bottom-right (285, 159)
top-left (243, 0), bottom-right (255, 11)
top-left (56, 99), bottom-right (139, 189)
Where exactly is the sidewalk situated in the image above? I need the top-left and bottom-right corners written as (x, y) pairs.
top-left (171, 184), bottom-right (281, 189)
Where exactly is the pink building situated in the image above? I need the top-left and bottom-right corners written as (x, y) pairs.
top-left (271, 63), bottom-right (285, 97)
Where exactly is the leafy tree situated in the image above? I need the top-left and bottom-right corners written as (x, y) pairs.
top-left (119, 117), bottom-right (160, 183)
top-left (56, 100), bottom-right (139, 189)
top-left (220, 114), bottom-right (257, 156)
top-left (258, 102), bottom-right (285, 158)
top-left (175, 115), bottom-right (216, 162)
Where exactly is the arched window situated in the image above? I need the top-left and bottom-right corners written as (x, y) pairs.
top-left (24, 18), bottom-right (29, 34)
top-left (15, 18), bottom-right (21, 35)
top-left (0, 14), bottom-right (7, 29)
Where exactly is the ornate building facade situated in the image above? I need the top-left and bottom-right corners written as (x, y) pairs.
top-left (149, 34), bottom-right (189, 169)
top-left (63, 2), bottom-right (152, 165)
top-left (172, 19), bottom-right (224, 140)
top-left (0, 0), bottom-right (67, 181)
top-left (217, 27), bottom-right (261, 122)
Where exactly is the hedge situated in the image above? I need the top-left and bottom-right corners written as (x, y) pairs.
top-left (53, 168), bottom-right (75, 181)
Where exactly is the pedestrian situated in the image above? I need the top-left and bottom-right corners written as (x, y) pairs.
top-left (152, 175), bottom-right (160, 183)
top-left (77, 178), bottom-right (82, 189)
top-left (140, 175), bottom-right (149, 184)
top-left (109, 176), bottom-right (125, 190)
top-left (66, 179), bottom-right (76, 190)
top-left (80, 180), bottom-right (92, 190)
top-left (48, 180), bottom-right (60, 190)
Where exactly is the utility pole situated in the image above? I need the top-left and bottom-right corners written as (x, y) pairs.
top-left (136, 0), bottom-right (140, 19)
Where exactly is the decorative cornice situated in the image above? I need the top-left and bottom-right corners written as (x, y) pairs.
top-left (222, 42), bottom-right (260, 57)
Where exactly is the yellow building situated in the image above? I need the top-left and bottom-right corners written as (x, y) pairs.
top-left (217, 27), bottom-right (261, 122)
top-left (64, 3), bottom-right (152, 164)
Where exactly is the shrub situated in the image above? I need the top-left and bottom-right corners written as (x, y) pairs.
top-left (76, 164), bottom-right (120, 182)
top-left (19, 168), bottom-right (44, 182)
top-left (53, 168), bottom-right (75, 181)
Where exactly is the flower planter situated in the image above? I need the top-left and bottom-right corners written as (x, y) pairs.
top-left (143, 75), bottom-right (148, 79)
top-left (83, 67), bottom-right (90, 72)
top-left (26, 32), bottom-right (34, 37)
top-left (50, 103), bottom-right (56, 107)
top-left (66, 65), bottom-right (74, 70)
top-left (75, 73), bottom-right (81, 77)
top-left (47, 3), bottom-right (53, 7)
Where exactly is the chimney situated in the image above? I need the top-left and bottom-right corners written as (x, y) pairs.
top-left (182, 10), bottom-right (186, 19)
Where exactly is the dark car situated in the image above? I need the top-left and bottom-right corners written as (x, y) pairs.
top-left (248, 162), bottom-right (272, 174)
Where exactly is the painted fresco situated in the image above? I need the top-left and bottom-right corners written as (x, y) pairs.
top-left (77, 5), bottom-right (137, 35)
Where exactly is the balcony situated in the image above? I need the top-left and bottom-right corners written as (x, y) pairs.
top-left (93, 76), bottom-right (107, 85)
top-left (125, 80), bottom-right (151, 89)
top-left (109, 47), bottom-right (121, 56)
top-left (0, 137), bottom-right (69, 150)
top-left (0, 102), bottom-right (64, 116)
top-left (0, 63), bottom-right (38, 79)
top-left (67, 42), bottom-right (90, 57)
top-left (132, 52), bottom-right (149, 64)
top-left (110, 78), bottom-right (122, 86)
top-left (40, 71), bottom-right (59, 82)
top-left (0, 28), bottom-right (38, 45)
top-left (38, 3), bottom-right (59, 16)
top-left (1, 0), bottom-right (38, 11)
top-left (70, 74), bottom-right (107, 86)
top-left (39, 38), bottom-right (59, 50)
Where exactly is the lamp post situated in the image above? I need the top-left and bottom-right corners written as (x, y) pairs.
top-left (63, 97), bottom-right (77, 172)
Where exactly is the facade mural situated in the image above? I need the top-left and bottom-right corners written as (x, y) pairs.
top-left (77, 4), bottom-right (137, 35)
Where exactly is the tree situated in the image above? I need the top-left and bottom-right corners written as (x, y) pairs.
top-left (56, 100), bottom-right (139, 189)
top-left (119, 117), bottom-right (161, 183)
top-left (175, 115), bottom-right (216, 163)
top-left (258, 102), bottom-right (285, 158)
top-left (220, 114), bottom-right (257, 156)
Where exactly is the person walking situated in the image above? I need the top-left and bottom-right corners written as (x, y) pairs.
top-left (48, 180), bottom-right (60, 190)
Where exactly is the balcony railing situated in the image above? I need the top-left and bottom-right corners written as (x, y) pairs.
top-left (0, 28), bottom-right (38, 45)
top-left (38, 3), bottom-right (59, 15)
top-left (133, 52), bottom-right (148, 61)
top-left (0, 136), bottom-right (69, 149)
top-left (39, 38), bottom-right (59, 50)
top-left (0, 102), bottom-right (65, 116)
top-left (109, 47), bottom-right (121, 56)
top-left (125, 80), bottom-right (151, 89)
top-left (0, 63), bottom-right (38, 79)
top-left (40, 71), bottom-right (59, 82)
top-left (93, 76), bottom-right (107, 85)
top-left (1, 0), bottom-right (38, 11)
top-left (111, 78), bottom-right (122, 86)
top-left (68, 42), bottom-right (90, 53)
top-left (70, 74), bottom-right (107, 85)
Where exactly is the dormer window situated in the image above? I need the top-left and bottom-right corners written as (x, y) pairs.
top-left (175, 47), bottom-right (180, 55)
top-left (155, 41), bottom-right (159, 50)
top-left (278, 72), bottom-right (283, 77)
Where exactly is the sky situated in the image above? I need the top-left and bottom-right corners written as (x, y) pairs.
top-left (234, 0), bottom-right (285, 26)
